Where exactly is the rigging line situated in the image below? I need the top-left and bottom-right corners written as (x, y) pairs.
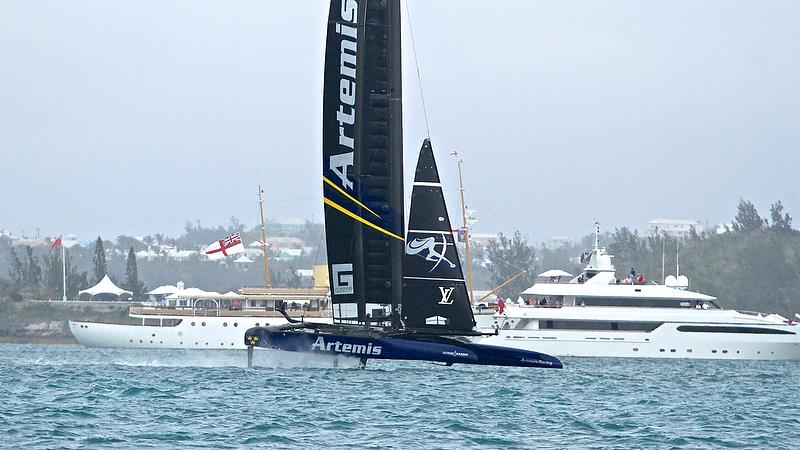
top-left (312, 227), bottom-right (324, 267)
top-left (404, 0), bottom-right (431, 140)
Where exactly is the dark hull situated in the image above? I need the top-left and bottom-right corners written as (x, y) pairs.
top-left (245, 328), bottom-right (562, 368)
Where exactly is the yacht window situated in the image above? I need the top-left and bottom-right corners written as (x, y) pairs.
top-left (677, 325), bottom-right (794, 335)
top-left (541, 320), bottom-right (662, 331)
top-left (576, 297), bottom-right (713, 308)
top-left (513, 319), bottom-right (536, 330)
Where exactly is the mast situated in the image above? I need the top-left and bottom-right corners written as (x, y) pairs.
top-left (455, 154), bottom-right (474, 304)
top-left (258, 184), bottom-right (270, 288)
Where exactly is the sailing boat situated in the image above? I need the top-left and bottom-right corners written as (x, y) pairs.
top-left (244, 0), bottom-right (561, 369)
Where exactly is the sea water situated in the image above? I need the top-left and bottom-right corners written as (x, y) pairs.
top-left (0, 344), bottom-right (798, 449)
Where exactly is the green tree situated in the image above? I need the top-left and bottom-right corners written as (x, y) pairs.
top-left (732, 199), bottom-right (766, 232)
top-left (485, 231), bottom-right (537, 299)
top-left (43, 251), bottom-right (63, 298)
top-left (116, 235), bottom-right (146, 252)
top-left (23, 246), bottom-right (42, 286)
top-left (769, 201), bottom-right (793, 232)
top-left (8, 247), bottom-right (24, 283)
top-left (124, 247), bottom-right (147, 300)
top-left (92, 237), bottom-right (107, 282)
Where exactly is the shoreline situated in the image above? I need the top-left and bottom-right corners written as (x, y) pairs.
top-left (0, 337), bottom-right (78, 345)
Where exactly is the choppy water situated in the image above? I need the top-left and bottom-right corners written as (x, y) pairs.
top-left (0, 344), bottom-right (798, 449)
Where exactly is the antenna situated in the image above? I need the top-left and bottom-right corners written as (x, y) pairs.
top-left (594, 220), bottom-right (600, 251)
top-left (661, 235), bottom-right (666, 285)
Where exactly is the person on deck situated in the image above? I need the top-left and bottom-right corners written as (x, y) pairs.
top-left (637, 273), bottom-right (645, 284)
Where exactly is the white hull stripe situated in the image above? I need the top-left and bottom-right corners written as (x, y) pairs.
top-left (413, 182), bottom-right (442, 187)
top-left (403, 276), bottom-right (465, 282)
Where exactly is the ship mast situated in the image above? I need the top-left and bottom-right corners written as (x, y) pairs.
top-left (455, 153), bottom-right (474, 304)
top-left (258, 184), bottom-right (271, 288)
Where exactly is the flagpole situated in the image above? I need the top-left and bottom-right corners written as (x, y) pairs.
top-left (61, 242), bottom-right (67, 301)
top-left (258, 184), bottom-right (271, 288)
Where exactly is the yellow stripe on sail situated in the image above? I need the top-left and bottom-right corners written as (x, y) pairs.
top-left (323, 197), bottom-right (405, 242)
top-left (322, 177), bottom-right (381, 219)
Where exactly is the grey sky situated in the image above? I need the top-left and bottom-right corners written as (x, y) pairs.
top-left (1, 0), bottom-right (798, 243)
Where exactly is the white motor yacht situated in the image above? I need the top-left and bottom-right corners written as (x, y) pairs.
top-left (476, 246), bottom-right (800, 360)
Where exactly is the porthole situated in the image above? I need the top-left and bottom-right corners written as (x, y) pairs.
top-left (722, 350), bottom-right (728, 354)
top-left (150, 340), bottom-right (153, 344)
top-left (205, 342), bottom-right (208, 345)
top-left (152, 333), bottom-right (156, 337)
top-left (195, 342), bottom-right (199, 345)
top-left (230, 343), bottom-right (234, 346)
top-left (737, 351), bottom-right (740, 354)
top-left (159, 341), bottom-right (163, 344)
top-left (659, 349), bottom-right (665, 352)
top-left (139, 340), bottom-right (143, 343)
top-left (670, 349), bottom-right (676, 353)
top-left (234, 323), bottom-right (238, 327)
top-left (255, 323), bottom-right (260, 327)
top-left (633, 348), bottom-right (639, 352)
top-left (221, 343), bottom-right (224, 346)
top-left (180, 341), bottom-right (183, 345)
top-left (687, 349), bottom-right (693, 353)
top-left (129, 339), bottom-right (133, 343)
top-left (202, 322), bottom-right (206, 327)
top-left (191, 322), bottom-right (196, 326)
top-left (712, 350), bottom-right (717, 353)
top-left (223, 323), bottom-right (228, 327)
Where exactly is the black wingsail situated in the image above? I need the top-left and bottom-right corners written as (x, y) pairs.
top-left (402, 139), bottom-right (476, 332)
top-left (321, 0), bottom-right (404, 327)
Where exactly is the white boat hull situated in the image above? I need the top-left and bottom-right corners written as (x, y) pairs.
top-left (475, 313), bottom-right (800, 360)
top-left (69, 316), bottom-right (293, 349)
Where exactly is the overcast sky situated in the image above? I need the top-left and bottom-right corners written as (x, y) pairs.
top-left (1, 0), bottom-right (798, 243)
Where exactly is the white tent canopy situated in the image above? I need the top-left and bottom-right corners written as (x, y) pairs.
top-left (78, 275), bottom-right (132, 300)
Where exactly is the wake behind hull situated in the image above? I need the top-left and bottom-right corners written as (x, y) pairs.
top-left (244, 328), bottom-right (562, 368)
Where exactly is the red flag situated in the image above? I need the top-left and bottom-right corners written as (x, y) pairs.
top-left (497, 297), bottom-right (506, 314)
top-left (49, 235), bottom-right (63, 255)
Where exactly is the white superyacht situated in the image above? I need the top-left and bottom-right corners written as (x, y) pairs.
top-left (476, 244), bottom-right (800, 360)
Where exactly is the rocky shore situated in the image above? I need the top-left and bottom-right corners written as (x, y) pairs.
top-left (0, 299), bottom-right (132, 344)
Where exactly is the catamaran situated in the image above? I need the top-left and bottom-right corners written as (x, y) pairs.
top-left (243, 0), bottom-right (561, 369)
